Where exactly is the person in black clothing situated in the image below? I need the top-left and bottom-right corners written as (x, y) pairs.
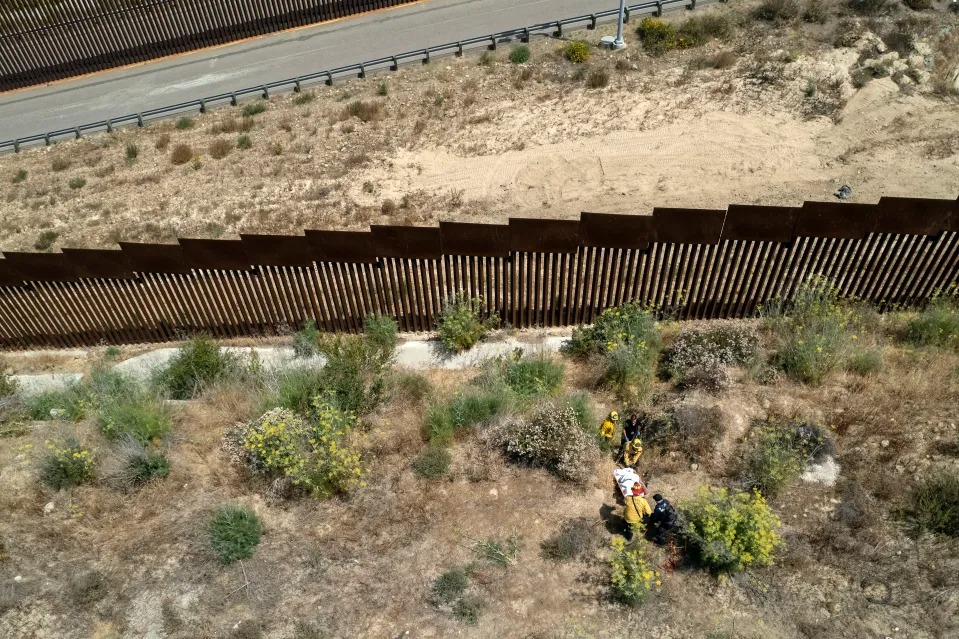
top-left (647, 493), bottom-right (677, 545)
top-left (617, 414), bottom-right (640, 463)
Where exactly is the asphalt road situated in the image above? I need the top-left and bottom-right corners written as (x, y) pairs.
top-left (0, 0), bottom-right (618, 144)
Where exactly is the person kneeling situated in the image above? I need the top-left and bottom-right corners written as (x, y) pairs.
top-left (623, 483), bottom-right (652, 544)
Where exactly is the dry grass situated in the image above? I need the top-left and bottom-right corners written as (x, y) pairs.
top-left (0, 322), bottom-right (958, 636)
top-left (209, 139), bottom-right (232, 160)
top-left (170, 144), bottom-right (193, 165)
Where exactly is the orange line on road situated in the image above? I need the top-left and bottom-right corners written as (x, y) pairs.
top-left (0, 0), bottom-right (429, 97)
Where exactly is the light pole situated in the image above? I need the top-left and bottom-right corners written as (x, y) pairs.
top-left (613, 0), bottom-right (627, 49)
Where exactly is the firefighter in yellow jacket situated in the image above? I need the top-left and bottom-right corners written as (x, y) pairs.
top-left (600, 411), bottom-right (619, 441)
top-left (623, 482), bottom-right (652, 543)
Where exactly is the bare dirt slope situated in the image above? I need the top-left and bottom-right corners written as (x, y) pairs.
top-left (0, 2), bottom-right (957, 252)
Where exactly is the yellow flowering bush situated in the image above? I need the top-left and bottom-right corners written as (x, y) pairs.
top-left (764, 275), bottom-right (864, 385)
top-left (563, 301), bottom-right (660, 404)
top-left (40, 437), bottom-right (95, 490)
top-left (240, 401), bottom-right (365, 498)
top-left (905, 284), bottom-right (959, 351)
top-left (563, 40), bottom-right (590, 63)
top-left (682, 487), bottom-right (782, 573)
top-left (609, 537), bottom-right (661, 606)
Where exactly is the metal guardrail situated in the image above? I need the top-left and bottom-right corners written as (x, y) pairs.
top-left (0, 0), bottom-right (707, 154)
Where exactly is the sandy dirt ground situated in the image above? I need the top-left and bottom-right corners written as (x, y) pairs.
top-left (0, 3), bottom-right (957, 253)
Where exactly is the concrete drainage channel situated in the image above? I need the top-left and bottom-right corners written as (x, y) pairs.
top-left (10, 332), bottom-right (572, 396)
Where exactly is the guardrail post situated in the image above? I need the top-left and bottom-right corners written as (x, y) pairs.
top-left (230, 93), bottom-right (238, 106)
top-left (358, 64), bottom-right (366, 79)
top-left (13, 140), bottom-right (19, 153)
top-left (106, 119), bottom-right (113, 133)
top-left (689, 0), bottom-right (696, 8)
top-left (456, 42), bottom-right (464, 57)
top-left (553, 21), bottom-right (563, 37)
top-left (326, 72), bottom-right (334, 86)
top-left (624, 8), bottom-right (631, 22)
top-left (74, 128), bottom-right (81, 139)
top-left (521, 28), bottom-right (530, 43)
top-left (261, 85), bottom-right (270, 99)
top-left (489, 35), bottom-right (497, 50)
top-left (136, 114), bottom-right (144, 127)
top-left (293, 79), bottom-right (302, 93)
top-left (656, 1), bottom-right (663, 16)
top-left (391, 56), bottom-right (399, 70)
top-left (44, 133), bottom-right (51, 146)
top-left (588, 14), bottom-right (597, 29)
top-left (423, 49), bottom-right (431, 64)
top-left (199, 99), bottom-right (206, 114)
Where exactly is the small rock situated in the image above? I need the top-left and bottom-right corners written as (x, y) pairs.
top-left (49, 408), bottom-right (67, 419)
top-left (761, 399), bottom-right (771, 410)
top-left (14, 575), bottom-right (22, 583)
top-left (690, 463), bottom-right (699, 471)
top-left (881, 439), bottom-right (890, 448)
top-left (895, 464), bottom-right (905, 474)
top-left (489, 488), bottom-right (498, 498)
top-left (43, 502), bottom-right (55, 515)
top-left (907, 54), bottom-right (925, 69)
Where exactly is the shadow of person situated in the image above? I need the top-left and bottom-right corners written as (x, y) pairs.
top-left (599, 503), bottom-right (623, 536)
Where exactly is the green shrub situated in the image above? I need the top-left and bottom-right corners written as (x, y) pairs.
top-left (764, 276), bottom-right (863, 385)
top-left (609, 537), bottom-right (660, 606)
top-left (846, 349), bottom-right (883, 375)
top-left (452, 597), bottom-right (483, 624)
top-left (486, 351), bottom-right (564, 397)
top-left (489, 401), bottom-right (598, 483)
top-left (25, 385), bottom-right (89, 421)
top-left (68, 177), bottom-right (86, 190)
top-left (425, 390), bottom-right (506, 444)
top-left (905, 290), bottom-right (959, 351)
top-left (564, 40), bottom-right (590, 63)
top-left (563, 301), bottom-right (660, 404)
top-left (474, 535), bottom-right (520, 567)
top-left (208, 505), bottom-right (262, 564)
top-left (376, 81), bottom-right (389, 96)
top-left (848, 0), bottom-right (890, 13)
top-left (344, 100), bottom-right (383, 122)
top-left (802, 0), bottom-right (829, 22)
top-left (97, 395), bottom-right (172, 444)
top-left (640, 402), bottom-right (725, 459)
top-left (682, 487), bottom-right (782, 573)
top-left (40, 438), bottom-right (95, 489)
top-left (155, 334), bottom-right (237, 399)
top-left (293, 320), bottom-right (320, 358)
top-left (127, 451), bottom-right (170, 485)
top-left (125, 143), bottom-right (139, 161)
top-left (586, 69), bottom-right (610, 89)
top-left (432, 568), bottom-right (469, 605)
top-left (412, 446), bottom-right (451, 479)
top-left (389, 371), bottom-right (432, 404)
top-left (509, 45), bottom-right (531, 64)
top-left (754, 0), bottom-right (801, 21)
top-left (900, 469), bottom-right (959, 536)
top-left (11, 169), bottom-right (27, 184)
top-left (636, 17), bottom-right (679, 56)
top-left (238, 402), bottom-right (365, 496)
top-left (34, 230), bottom-right (59, 251)
top-left (564, 391), bottom-right (594, 431)
top-left (293, 91), bottom-right (316, 105)
top-left (242, 101), bottom-right (267, 117)
top-left (541, 518), bottom-right (597, 561)
top-left (0, 369), bottom-right (16, 398)
top-left (678, 13), bottom-right (735, 46)
top-left (314, 330), bottom-right (393, 414)
top-left (271, 367), bottom-right (325, 414)
top-left (237, 135), bottom-right (253, 150)
top-left (739, 418), bottom-right (833, 497)
top-left (437, 295), bottom-right (498, 353)
top-left (364, 313), bottom-right (398, 354)
top-left (175, 117), bottom-right (195, 130)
